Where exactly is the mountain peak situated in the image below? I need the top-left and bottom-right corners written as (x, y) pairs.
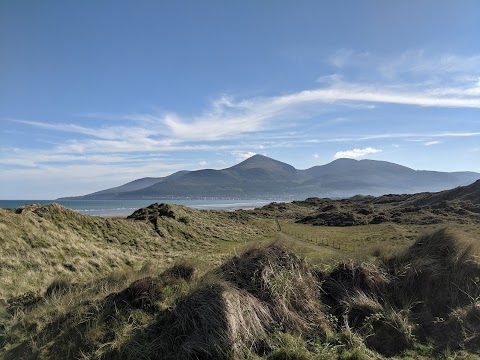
top-left (230, 154), bottom-right (295, 170)
top-left (241, 154), bottom-right (269, 162)
top-left (331, 158), bottom-right (358, 163)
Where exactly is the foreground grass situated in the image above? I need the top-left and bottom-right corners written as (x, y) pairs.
top-left (2, 228), bottom-right (479, 359)
top-left (1, 202), bottom-right (479, 359)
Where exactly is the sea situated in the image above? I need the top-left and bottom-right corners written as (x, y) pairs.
top-left (0, 199), bottom-right (274, 216)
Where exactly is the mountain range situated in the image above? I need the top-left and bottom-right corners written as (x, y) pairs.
top-left (60, 155), bottom-right (480, 200)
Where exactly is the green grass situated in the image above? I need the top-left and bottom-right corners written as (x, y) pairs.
top-left (276, 220), bottom-right (480, 266)
top-left (1, 202), bottom-right (480, 359)
top-left (4, 231), bottom-right (479, 359)
top-left (0, 203), bottom-right (275, 298)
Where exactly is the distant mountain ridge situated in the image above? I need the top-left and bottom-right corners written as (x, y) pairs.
top-left (60, 155), bottom-right (480, 200)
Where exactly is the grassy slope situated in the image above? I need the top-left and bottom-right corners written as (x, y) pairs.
top-left (0, 203), bottom-right (272, 298)
top-left (1, 199), bottom-right (479, 359)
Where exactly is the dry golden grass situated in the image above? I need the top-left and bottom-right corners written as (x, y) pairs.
top-left (0, 203), bottom-right (273, 298)
top-left (2, 233), bottom-right (480, 359)
top-left (2, 201), bottom-right (480, 359)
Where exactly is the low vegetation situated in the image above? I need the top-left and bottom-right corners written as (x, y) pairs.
top-left (252, 185), bottom-right (480, 226)
top-left (1, 190), bottom-right (479, 359)
top-left (0, 203), bottom-right (272, 298)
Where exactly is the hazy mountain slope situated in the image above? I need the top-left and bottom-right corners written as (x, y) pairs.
top-left (83, 177), bottom-right (164, 196)
top-left (123, 169), bottom-right (243, 198)
top-left (301, 159), bottom-right (479, 194)
top-left (303, 158), bottom-right (414, 178)
top-left (94, 155), bottom-right (307, 199)
top-left (64, 171), bottom-right (191, 199)
top-left (63, 155), bottom-right (480, 199)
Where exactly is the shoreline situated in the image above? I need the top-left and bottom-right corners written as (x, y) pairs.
top-left (95, 206), bottom-right (259, 218)
top-left (0, 200), bottom-right (272, 216)
top-left (98, 213), bottom-right (130, 219)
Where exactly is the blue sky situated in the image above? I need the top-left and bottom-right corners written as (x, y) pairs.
top-left (1, 1), bottom-right (480, 199)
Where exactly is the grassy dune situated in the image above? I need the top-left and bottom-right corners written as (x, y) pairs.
top-left (0, 203), bottom-right (272, 298)
top-left (1, 201), bottom-right (479, 359)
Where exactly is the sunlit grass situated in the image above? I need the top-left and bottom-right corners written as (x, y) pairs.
top-left (2, 202), bottom-right (480, 359)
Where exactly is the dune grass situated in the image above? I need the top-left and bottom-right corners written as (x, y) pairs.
top-left (1, 202), bottom-right (480, 359)
top-left (0, 203), bottom-right (274, 298)
top-left (2, 227), bottom-right (480, 359)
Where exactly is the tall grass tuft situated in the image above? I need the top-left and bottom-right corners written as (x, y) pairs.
top-left (387, 228), bottom-right (480, 329)
top-left (152, 276), bottom-right (273, 359)
top-left (218, 242), bottom-right (330, 335)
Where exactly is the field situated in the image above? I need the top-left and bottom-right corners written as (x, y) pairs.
top-left (1, 200), bottom-right (479, 359)
top-left (258, 217), bottom-right (480, 268)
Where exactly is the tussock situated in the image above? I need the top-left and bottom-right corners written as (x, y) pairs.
top-left (127, 203), bottom-right (177, 221)
top-left (343, 291), bottom-right (384, 328)
top-left (44, 278), bottom-right (74, 298)
top-left (6, 291), bottom-right (42, 314)
top-left (334, 290), bottom-right (415, 356)
top-left (159, 260), bottom-right (197, 282)
top-left (323, 228), bottom-right (480, 355)
top-left (388, 228), bottom-right (480, 316)
top-left (107, 262), bottom-right (197, 310)
top-left (157, 277), bottom-right (273, 359)
top-left (218, 243), bottom-right (328, 333)
top-left (439, 301), bottom-right (480, 351)
top-left (322, 261), bottom-right (391, 315)
top-left (107, 276), bottom-right (163, 310)
top-left (361, 307), bottom-right (415, 357)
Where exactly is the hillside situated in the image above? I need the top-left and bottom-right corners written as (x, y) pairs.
top-left (253, 179), bottom-right (480, 226)
top-left (299, 158), bottom-right (479, 194)
top-left (61, 155), bottom-right (480, 200)
top-left (82, 171), bottom-right (191, 198)
top-left (414, 179), bottom-right (480, 205)
top-left (0, 203), bottom-right (270, 298)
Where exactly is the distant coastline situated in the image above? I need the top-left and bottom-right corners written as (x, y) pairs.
top-left (0, 199), bottom-right (273, 216)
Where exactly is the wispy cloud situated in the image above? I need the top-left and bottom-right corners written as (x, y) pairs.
top-left (5, 49), bottom-right (480, 187)
top-left (424, 141), bottom-right (442, 146)
top-left (269, 86), bottom-right (480, 109)
top-left (379, 50), bottom-right (480, 80)
top-left (11, 50), bottom-right (480, 156)
top-left (307, 131), bottom-right (480, 144)
top-left (13, 119), bottom-right (158, 140)
top-left (79, 112), bottom-right (161, 123)
top-left (334, 147), bottom-right (382, 159)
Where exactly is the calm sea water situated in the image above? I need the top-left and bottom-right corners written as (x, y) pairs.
top-left (0, 199), bottom-right (273, 216)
